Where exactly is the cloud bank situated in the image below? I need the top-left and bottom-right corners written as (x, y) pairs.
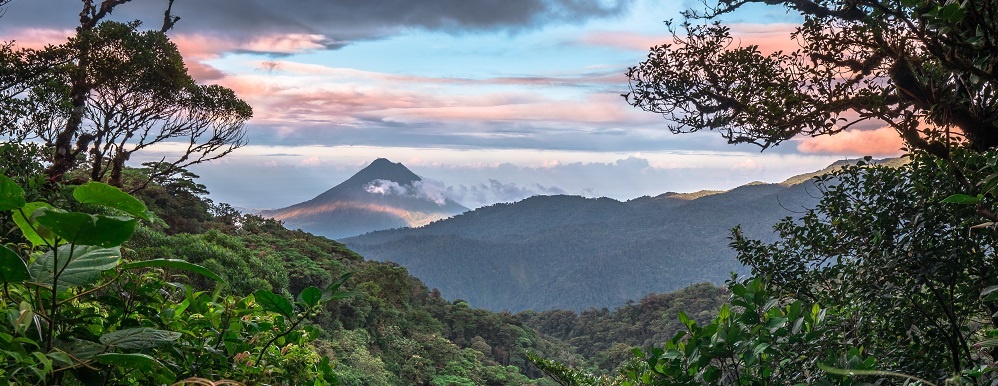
top-left (446, 179), bottom-right (567, 207)
top-left (365, 179), bottom-right (449, 205)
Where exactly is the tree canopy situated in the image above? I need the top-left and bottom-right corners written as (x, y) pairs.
top-left (625, 0), bottom-right (998, 159)
top-left (0, 1), bottom-right (251, 188)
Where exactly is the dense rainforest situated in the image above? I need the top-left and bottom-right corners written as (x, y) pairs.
top-left (0, 146), bottom-right (725, 384)
top-left (4, 0), bottom-right (998, 384)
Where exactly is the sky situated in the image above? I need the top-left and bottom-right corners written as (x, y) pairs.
top-left (0, 0), bottom-right (905, 210)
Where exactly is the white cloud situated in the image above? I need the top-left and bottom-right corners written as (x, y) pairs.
top-left (364, 179), bottom-right (449, 205)
top-left (446, 179), bottom-right (568, 207)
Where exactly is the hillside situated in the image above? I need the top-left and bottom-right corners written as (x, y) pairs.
top-left (260, 158), bottom-right (468, 239)
top-left (117, 170), bottom-right (578, 385)
top-left (343, 159), bottom-right (892, 312)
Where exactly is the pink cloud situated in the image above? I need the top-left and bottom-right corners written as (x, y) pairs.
top-left (170, 32), bottom-right (338, 82)
top-left (2, 28), bottom-right (73, 49)
top-left (579, 30), bottom-right (668, 51)
top-left (172, 32), bottom-right (332, 57)
top-left (214, 61), bottom-right (648, 130)
top-left (366, 92), bottom-right (641, 125)
top-left (250, 59), bottom-right (625, 87)
top-left (580, 23), bottom-right (800, 55)
top-left (796, 126), bottom-right (905, 156)
top-left (727, 23), bottom-right (801, 54)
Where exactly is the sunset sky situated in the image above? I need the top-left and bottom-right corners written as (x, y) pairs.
top-left (0, 0), bottom-right (904, 209)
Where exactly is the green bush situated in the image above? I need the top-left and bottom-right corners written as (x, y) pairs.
top-left (0, 175), bottom-right (345, 385)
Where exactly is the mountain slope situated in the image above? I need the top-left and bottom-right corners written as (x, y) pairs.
top-left (261, 158), bottom-right (468, 239)
top-left (343, 160), bottom-right (877, 312)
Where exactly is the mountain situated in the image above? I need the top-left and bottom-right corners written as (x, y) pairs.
top-left (260, 158), bottom-right (468, 239)
top-left (343, 159), bottom-right (897, 312)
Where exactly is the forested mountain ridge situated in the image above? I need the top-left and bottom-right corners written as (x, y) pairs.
top-left (261, 158), bottom-right (468, 239)
top-left (344, 159), bottom-right (899, 312)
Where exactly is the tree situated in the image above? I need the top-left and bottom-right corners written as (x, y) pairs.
top-left (45, 0), bottom-right (137, 181)
top-left (624, 0), bottom-right (998, 159)
top-left (0, 1), bottom-right (251, 187)
top-left (609, 1), bottom-right (998, 384)
top-left (731, 153), bottom-right (998, 383)
top-left (70, 21), bottom-right (249, 187)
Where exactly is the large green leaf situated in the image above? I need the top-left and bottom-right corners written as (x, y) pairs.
top-left (58, 338), bottom-right (107, 360)
top-left (95, 353), bottom-right (176, 383)
top-left (983, 285), bottom-right (998, 302)
top-left (297, 286), bottom-right (322, 308)
top-left (13, 202), bottom-right (58, 247)
top-left (0, 245), bottom-right (29, 283)
top-left (119, 258), bottom-right (225, 283)
top-left (941, 193), bottom-right (981, 204)
top-left (28, 245), bottom-right (121, 290)
top-left (34, 210), bottom-right (135, 247)
top-left (73, 182), bottom-right (150, 220)
top-left (255, 290), bottom-right (293, 318)
top-left (0, 174), bottom-right (25, 211)
top-left (99, 328), bottom-right (181, 350)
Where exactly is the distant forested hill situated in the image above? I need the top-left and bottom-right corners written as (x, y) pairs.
top-left (344, 159), bottom-right (899, 312)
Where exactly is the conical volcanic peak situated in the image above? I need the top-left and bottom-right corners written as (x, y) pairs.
top-left (341, 158), bottom-right (421, 190)
top-left (260, 158), bottom-right (468, 239)
top-left (309, 158), bottom-right (423, 203)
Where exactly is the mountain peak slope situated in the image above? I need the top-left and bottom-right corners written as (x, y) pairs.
top-left (261, 159), bottom-right (467, 239)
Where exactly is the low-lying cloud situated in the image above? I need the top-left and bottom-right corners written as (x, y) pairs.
top-left (365, 179), bottom-right (449, 205)
top-left (446, 179), bottom-right (567, 208)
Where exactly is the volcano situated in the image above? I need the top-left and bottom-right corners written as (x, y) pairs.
top-left (260, 158), bottom-right (468, 239)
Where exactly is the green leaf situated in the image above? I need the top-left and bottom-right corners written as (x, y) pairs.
top-left (57, 338), bottom-right (107, 360)
top-left (47, 351), bottom-right (73, 367)
top-left (28, 245), bottom-right (121, 290)
top-left (0, 246), bottom-right (29, 283)
top-left (678, 311), bottom-right (692, 328)
top-left (120, 259), bottom-right (224, 283)
top-left (321, 272), bottom-right (355, 302)
top-left (73, 182), bottom-right (150, 220)
top-left (99, 328), bottom-right (180, 349)
top-left (14, 301), bottom-right (34, 335)
top-left (939, 2), bottom-right (965, 23)
top-left (718, 303), bottom-right (730, 320)
top-left (95, 353), bottom-right (176, 383)
top-left (34, 211), bottom-right (135, 247)
top-left (983, 285), bottom-right (998, 302)
top-left (0, 174), bottom-right (25, 211)
top-left (298, 286), bottom-right (322, 308)
top-left (817, 363), bottom-right (936, 385)
top-left (255, 290), bottom-right (294, 318)
top-left (766, 316), bottom-right (788, 331)
top-left (941, 193), bottom-right (981, 204)
top-left (13, 202), bottom-right (58, 247)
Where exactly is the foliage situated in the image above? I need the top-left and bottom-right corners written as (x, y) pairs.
top-left (0, 174), bottom-right (342, 384)
top-left (732, 151), bottom-right (998, 383)
top-left (0, 0), bottom-right (251, 187)
top-left (527, 352), bottom-right (620, 386)
top-left (620, 277), bottom-right (852, 385)
top-left (519, 283), bottom-right (727, 373)
top-left (625, 0), bottom-right (998, 158)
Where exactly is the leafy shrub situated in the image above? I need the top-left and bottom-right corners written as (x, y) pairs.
top-left (0, 175), bottom-right (345, 384)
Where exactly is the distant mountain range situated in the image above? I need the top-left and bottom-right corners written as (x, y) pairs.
top-left (343, 158), bottom-right (906, 312)
top-left (260, 158), bottom-right (468, 239)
